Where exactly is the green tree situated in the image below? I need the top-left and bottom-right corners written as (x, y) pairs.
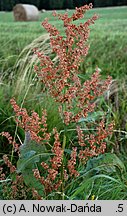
top-left (0, 0), bottom-right (4, 11)
top-left (63, 0), bottom-right (74, 9)
top-left (73, 0), bottom-right (86, 7)
top-left (94, 0), bottom-right (127, 7)
top-left (49, 0), bottom-right (64, 9)
top-left (39, 0), bottom-right (50, 10)
top-left (0, 0), bottom-right (12, 11)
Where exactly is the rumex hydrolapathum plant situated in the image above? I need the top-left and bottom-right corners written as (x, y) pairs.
top-left (1, 4), bottom-right (114, 199)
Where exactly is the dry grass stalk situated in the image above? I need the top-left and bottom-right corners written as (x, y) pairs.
top-left (14, 34), bottom-right (54, 95)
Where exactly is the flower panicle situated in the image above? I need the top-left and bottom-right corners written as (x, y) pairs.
top-left (3, 155), bottom-right (16, 173)
top-left (34, 5), bottom-right (100, 119)
top-left (52, 4), bottom-right (96, 26)
top-left (77, 119), bottom-right (114, 162)
top-left (10, 98), bottom-right (51, 144)
top-left (0, 131), bottom-right (19, 152)
top-left (33, 128), bottom-right (63, 193)
top-left (0, 167), bottom-right (5, 181)
top-left (68, 147), bottom-right (79, 177)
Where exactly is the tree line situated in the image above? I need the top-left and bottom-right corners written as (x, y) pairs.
top-left (0, 0), bottom-right (127, 11)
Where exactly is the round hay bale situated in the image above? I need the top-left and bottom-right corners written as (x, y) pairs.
top-left (41, 9), bottom-right (46, 13)
top-left (13, 4), bottom-right (39, 21)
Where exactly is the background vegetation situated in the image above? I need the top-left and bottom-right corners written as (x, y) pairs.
top-left (0, 0), bottom-right (127, 11)
top-left (0, 6), bottom-right (127, 199)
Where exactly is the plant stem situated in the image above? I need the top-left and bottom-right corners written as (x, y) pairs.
top-left (60, 134), bottom-right (66, 200)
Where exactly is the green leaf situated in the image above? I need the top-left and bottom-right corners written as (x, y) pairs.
top-left (85, 153), bottom-right (126, 174)
top-left (78, 111), bottom-right (104, 123)
top-left (19, 139), bottom-right (48, 155)
top-left (17, 152), bottom-right (52, 173)
top-left (17, 140), bottom-right (52, 172)
top-left (23, 150), bottom-right (36, 159)
top-left (17, 140), bottom-right (52, 197)
top-left (64, 149), bottom-right (72, 155)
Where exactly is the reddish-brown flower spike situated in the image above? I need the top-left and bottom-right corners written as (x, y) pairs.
top-left (33, 168), bottom-right (41, 180)
top-left (50, 128), bottom-right (63, 170)
top-left (42, 18), bottom-right (60, 36)
top-left (0, 167), bottom-right (5, 181)
top-left (3, 155), bottom-right (16, 173)
top-left (47, 169), bottom-right (58, 181)
top-left (53, 180), bottom-right (62, 191)
top-left (76, 126), bottom-right (86, 147)
top-left (41, 162), bottom-right (49, 170)
top-left (77, 119), bottom-right (114, 162)
top-left (1, 131), bottom-right (19, 152)
top-left (10, 98), bottom-right (51, 144)
top-left (32, 188), bottom-right (43, 200)
top-left (68, 147), bottom-right (79, 177)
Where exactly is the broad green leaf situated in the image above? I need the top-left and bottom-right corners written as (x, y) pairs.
top-left (19, 139), bottom-right (48, 155)
top-left (85, 153), bottom-right (126, 174)
top-left (78, 111), bottom-right (104, 123)
top-left (64, 149), bottom-right (72, 154)
top-left (17, 140), bottom-right (52, 197)
top-left (22, 150), bottom-right (36, 159)
top-left (17, 152), bottom-right (52, 173)
top-left (17, 140), bottom-right (52, 173)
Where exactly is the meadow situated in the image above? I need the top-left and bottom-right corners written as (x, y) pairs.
top-left (0, 6), bottom-right (127, 200)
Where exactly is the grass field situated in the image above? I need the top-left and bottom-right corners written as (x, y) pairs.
top-left (0, 6), bottom-right (127, 200)
top-left (0, 7), bottom-right (127, 78)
